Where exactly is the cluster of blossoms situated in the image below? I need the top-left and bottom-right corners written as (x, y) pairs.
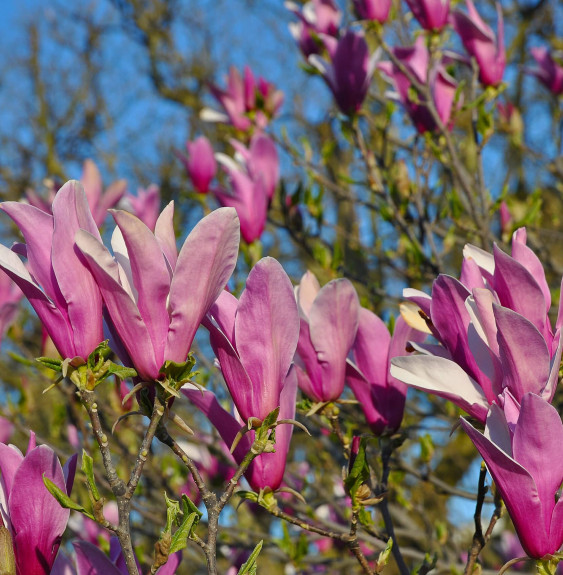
top-left (391, 229), bottom-right (563, 558)
top-left (286, 0), bottom-right (560, 133)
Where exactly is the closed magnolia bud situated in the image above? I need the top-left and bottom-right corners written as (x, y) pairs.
top-left (0, 526), bottom-right (16, 575)
top-left (355, 484), bottom-right (372, 501)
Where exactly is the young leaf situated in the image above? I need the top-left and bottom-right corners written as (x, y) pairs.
top-left (81, 450), bottom-right (100, 501)
top-left (43, 475), bottom-right (94, 520)
top-left (237, 540), bottom-right (263, 575)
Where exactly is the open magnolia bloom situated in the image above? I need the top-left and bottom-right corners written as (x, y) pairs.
top-left (0, 434), bottom-right (76, 575)
top-left (0, 180), bottom-right (104, 361)
top-left (76, 205), bottom-right (240, 381)
top-left (391, 228), bottom-right (563, 422)
top-left (461, 393), bottom-right (563, 558)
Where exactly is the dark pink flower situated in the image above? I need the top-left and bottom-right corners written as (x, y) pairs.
top-left (451, 1), bottom-right (505, 87)
top-left (526, 47), bottom-right (563, 96)
top-left (404, 0), bottom-right (450, 30)
top-left (309, 30), bottom-right (378, 116)
top-left (353, 0), bottom-right (392, 23)
top-left (179, 137), bottom-right (217, 194)
top-left (379, 37), bottom-right (458, 133)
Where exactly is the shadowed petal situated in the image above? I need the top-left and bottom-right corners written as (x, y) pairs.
top-left (154, 202), bottom-right (178, 272)
top-left (73, 541), bottom-right (123, 575)
top-left (11, 446), bottom-right (69, 575)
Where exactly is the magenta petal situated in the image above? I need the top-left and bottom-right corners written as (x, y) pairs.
top-left (165, 207), bottom-right (240, 365)
top-left (493, 245), bottom-right (549, 340)
top-left (0, 202), bottom-right (64, 308)
top-left (205, 290), bottom-right (239, 344)
top-left (0, 443), bottom-right (24, 502)
top-left (155, 551), bottom-right (182, 575)
top-left (459, 417), bottom-right (551, 558)
top-left (75, 230), bottom-right (158, 380)
top-left (511, 237), bottom-right (550, 312)
top-left (494, 305), bottom-right (550, 402)
top-left (51, 552), bottom-right (77, 575)
top-left (235, 258), bottom-right (299, 420)
top-left (63, 453), bottom-right (78, 496)
top-left (51, 181), bottom-right (103, 358)
top-left (154, 202), bottom-right (178, 271)
top-left (112, 210), bottom-right (170, 364)
top-left (308, 278), bottom-right (359, 402)
top-left (512, 394), bottom-right (563, 534)
top-left (352, 308), bottom-right (390, 384)
top-left (0, 245), bottom-right (74, 358)
top-left (10, 445), bottom-right (69, 575)
top-left (73, 540), bottom-right (124, 575)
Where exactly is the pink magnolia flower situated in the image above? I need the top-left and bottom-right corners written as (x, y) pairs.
top-left (295, 271), bottom-right (360, 403)
top-left (179, 136), bottom-right (217, 194)
top-left (391, 228), bottom-right (563, 423)
top-left (202, 66), bottom-right (283, 131)
top-left (184, 257), bottom-right (300, 491)
top-left (309, 30), bottom-right (378, 117)
top-left (286, 0), bottom-right (341, 58)
top-left (379, 36), bottom-right (458, 133)
top-left (526, 47), bottom-right (563, 96)
top-left (461, 393), bottom-right (563, 558)
top-left (451, 1), bottom-right (505, 87)
top-left (76, 205), bottom-right (240, 381)
top-left (347, 314), bottom-right (426, 435)
top-left (0, 434), bottom-right (76, 575)
top-left (120, 185), bottom-right (160, 231)
top-left (404, 0), bottom-right (450, 31)
top-left (0, 417), bottom-right (13, 444)
top-left (0, 181), bottom-right (104, 360)
top-left (214, 135), bottom-right (279, 244)
top-left (353, 0), bottom-right (392, 23)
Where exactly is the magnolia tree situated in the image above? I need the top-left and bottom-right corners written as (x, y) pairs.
top-left (0, 0), bottom-right (561, 574)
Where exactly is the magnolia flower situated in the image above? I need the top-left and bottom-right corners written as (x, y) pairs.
top-left (526, 47), bottom-right (563, 96)
top-left (0, 434), bottom-right (76, 575)
top-left (295, 271), bottom-right (360, 403)
top-left (179, 137), bottom-right (217, 194)
top-left (347, 313), bottom-right (426, 435)
top-left (184, 257), bottom-right (300, 491)
top-left (353, 0), bottom-right (392, 23)
top-left (0, 181), bottom-right (104, 360)
top-left (202, 66), bottom-right (283, 131)
top-left (76, 205), bottom-right (240, 381)
top-left (391, 228), bottom-right (563, 422)
top-left (451, 0), bottom-right (505, 87)
top-left (404, 0), bottom-right (450, 30)
top-left (379, 37), bottom-right (458, 133)
top-left (286, 0), bottom-right (341, 58)
top-left (214, 135), bottom-right (279, 244)
top-left (310, 30), bottom-right (378, 116)
top-left (461, 393), bottom-right (563, 558)
top-left (120, 185), bottom-right (161, 231)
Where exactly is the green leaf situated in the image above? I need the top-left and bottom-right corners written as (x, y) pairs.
top-left (81, 450), bottom-right (100, 501)
top-left (106, 363), bottom-right (137, 381)
top-left (375, 538), bottom-right (393, 571)
top-left (237, 540), bottom-right (263, 575)
top-left (43, 475), bottom-right (94, 520)
top-left (169, 512), bottom-right (198, 554)
top-left (87, 340), bottom-right (112, 370)
top-left (236, 490), bottom-right (259, 504)
top-left (181, 493), bottom-right (203, 520)
top-left (36, 357), bottom-right (63, 373)
top-left (344, 437), bottom-right (371, 500)
top-left (262, 407), bottom-right (280, 430)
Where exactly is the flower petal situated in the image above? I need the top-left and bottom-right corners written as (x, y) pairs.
top-left (235, 257), bottom-right (299, 420)
top-left (73, 540), bottom-right (124, 575)
top-left (166, 207), bottom-right (240, 365)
